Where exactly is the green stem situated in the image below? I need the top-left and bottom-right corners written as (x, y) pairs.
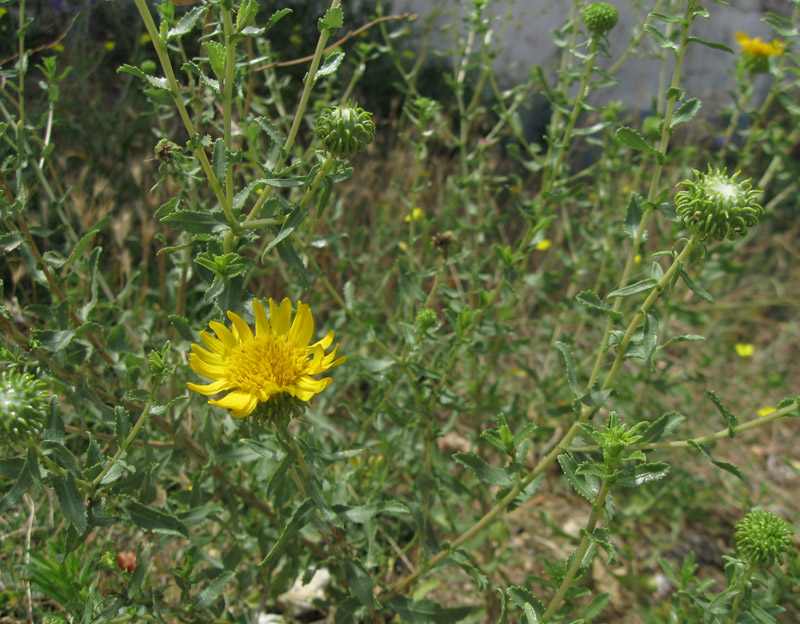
top-left (90, 378), bottom-right (163, 492)
top-left (600, 235), bottom-right (699, 391)
top-left (133, 0), bottom-right (234, 227)
top-left (727, 563), bottom-right (756, 624)
top-left (568, 402), bottom-right (797, 453)
top-left (542, 479), bottom-right (612, 622)
top-left (586, 3), bottom-right (695, 388)
top-left (302, 153), bottom-right (337, 251)
top-left (221, 5), bottom-right (237, 211)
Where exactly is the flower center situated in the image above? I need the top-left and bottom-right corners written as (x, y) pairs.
top-left (224, 336), bottom-right (309, 393)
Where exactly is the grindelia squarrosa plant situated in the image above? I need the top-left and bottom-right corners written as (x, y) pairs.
top-left (0, 0), bottom-right (798, 622)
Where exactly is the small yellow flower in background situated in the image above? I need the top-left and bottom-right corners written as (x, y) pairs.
top-left (140, 33), bottom-right (151, 45)
top-left (104, 41), bottom-right (116, 51)
top-left (734, 343), bottom-right (754, 358)
top-left (187, 298), bottom-right (345, 419)
top-left (289, 34), bottom-right (303, 46)
top-left (54, 43), bottom-right (65, 52)
top-left (404, 208), bottom-right (423, 223)
top-left (757, 406), bottom-right (776, 417)
top-left (535, 239), bottom-right (551, 251)
top-left (634, 253), bottom-right (642, 264)
top-left (735, 32), bottom-right (785, 58)
top-left (398, 241), bottom-right (408, 251)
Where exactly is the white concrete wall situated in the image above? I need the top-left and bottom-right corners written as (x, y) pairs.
top-left (390, 0), bottom-right (789, 111)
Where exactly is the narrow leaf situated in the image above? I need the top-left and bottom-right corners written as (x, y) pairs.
top-left (124, 501), bottom-right (189, 537)
top-left (607, 278), bottom-right (658, 298)
top-left (194, 570), bottom-right (236, 610)
top-left (679, 270), bottom-right (714, 302)
top-left (344, 560), bottom-right (380, 608)
top-left (260, 499), bottom-right (315, 567)
top-left (554, 341), bottom-right (581, 396)
top-left (452, 452), bottom-right (513, 487)
top-left (640, 411), bottom-right (685, 443)
top-left (670, 98), bottom-right (702, 129)
top-left (384, 596), bottom-right (473, 623)
top-left (704, 390), bottom-right (738, 436)
top-left (576, 290), bottom-right (621, 321)
top-left (558, 455), bottom-right (600, 502)
top-left (688, 441), bottom-right (743, 480)
top-left (53, 472), bottom-right (87, 533)
top-left (614, 462), bottom-right (670, 487)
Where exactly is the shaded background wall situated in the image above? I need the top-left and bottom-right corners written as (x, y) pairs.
top-left (391, 0), bottom-right (790, 113)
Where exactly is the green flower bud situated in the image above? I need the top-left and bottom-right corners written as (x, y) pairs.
top-left (0, 370), bottom-right (49, 446)
top-left (315, 103), bottom-right (375, 157)
top-left (642, 116), bottom-right (662, 142)
top-left (415, 307), bottom-right (438, 331)
top-left (675, 167), bottom-right (764, 242)
top-left (141, 60), bottom-right (158, 76)
top-left (583, 2), bottom-right (619, 35)
top-left (154, 139), bottom-right (179, 163)
top-left (735, 509), bottom-right (794, 567)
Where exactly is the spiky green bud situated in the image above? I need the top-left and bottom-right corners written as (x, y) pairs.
top-left (583, 2), bottom-right (619, 35)
top-left (315, 103), bottom-right (375, 157)
top-left (735, 509), bottom-right (794, 567)
top-left (675, 167), bottom-right (764, 242)
top-left (0, 370), bottom-right (49, 446)
top-left (415, 308), bottom-right (438, 331)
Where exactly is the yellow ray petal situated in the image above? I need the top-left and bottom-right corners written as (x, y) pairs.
top-left (228, 310), bottom-right (254, 343)
top-left (186, 379), bottom-right (230, 395)
top-left (199, 330), bottom-right (226, 355)
top-left (270, 298), bottom-right (292, 335)
top-left (209, 321), bottom-right (239, 349)
top-left (253, 299), bottom-right (270, 338)
top-left (288, 301), bottom-right (314, 346)
top-left (210, 391), bottom-right (258, 418)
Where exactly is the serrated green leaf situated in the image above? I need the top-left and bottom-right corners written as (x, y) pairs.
top-left (255, 116), bottom-right (286, 148)
top-left (315, 50), bottom-right (345, 83)
top-left (614, 462), bottom-right (670, 487)
top-left (704, 390), bottom-right (738, 436)
top-left (345, 560), bottom-right (380, 608)
top-left (558, 454), bottom-right (600, 502)
top-left (168, 314), bottom-right (195, 342)
top-left (607, 278), bottom-right (658, 298)
top-left (203, 41), bottom-right (226, 82)
top-left (114, 406), bottom-right (131, 448)
top-left (117, 64), bottom-right (170, 91)
top-left (670, 98), bottom-right (701, 129)
top-left (0, 456), bottom-right (34, 514)
top-left (384, 596), bottom-right (473, 623)
top-left (523, 603), bottom-right (541, 624)
top-left (582, 592), bottom-right (612, 620)
top-left (260, 499), bottom-right (315, 567)
top-left (194, 570), bottom-right (235, 610)
top-left (53, 472), bottom-right (87, 533)
top-left (124, 500), bottom-right (189, 537)
top-left (160, 210), bottom-right (222, 233)
top-left (67, 216), bottom-right (110, 264)
top-left (212, 138), bottom-right (227, 186)
top-left (624, 192), bottom-right (644, 239)
top-left (643, 24), bottom-right (677, 50)
top-left (615, 127), bottom-right (665, 162)
top-left (640, 412), bottom-right (685, 443)
top-left (318, 7), bottom-right (344, 32)
top-left (679, 270), bottom-right (714, 302)
top-left (688, 441), bottom-right (743, 480)
top-left (453, 452), bottom-right (513, 487)
top-left (576, 290), bottom-right (622, 321)
top-left (334, 500), bottom-right (409, 523)
top-left (687, 36), bottom-right (733, 54)
top-left (264, 8), bottom-right (292, 33)
top-left (168, 5), bottom-right (208, 40)
top-left (555, 341), bottom-right (581, 396)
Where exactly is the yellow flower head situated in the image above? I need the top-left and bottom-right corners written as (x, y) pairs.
top-left (734, 343), bottom-right (754, 358)
top-left (535, 238), bottom-right (551, 251)
top-left (187, 298), bottom-right (345, 419)
top-left (735, 32), bottom-right (785, 58)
